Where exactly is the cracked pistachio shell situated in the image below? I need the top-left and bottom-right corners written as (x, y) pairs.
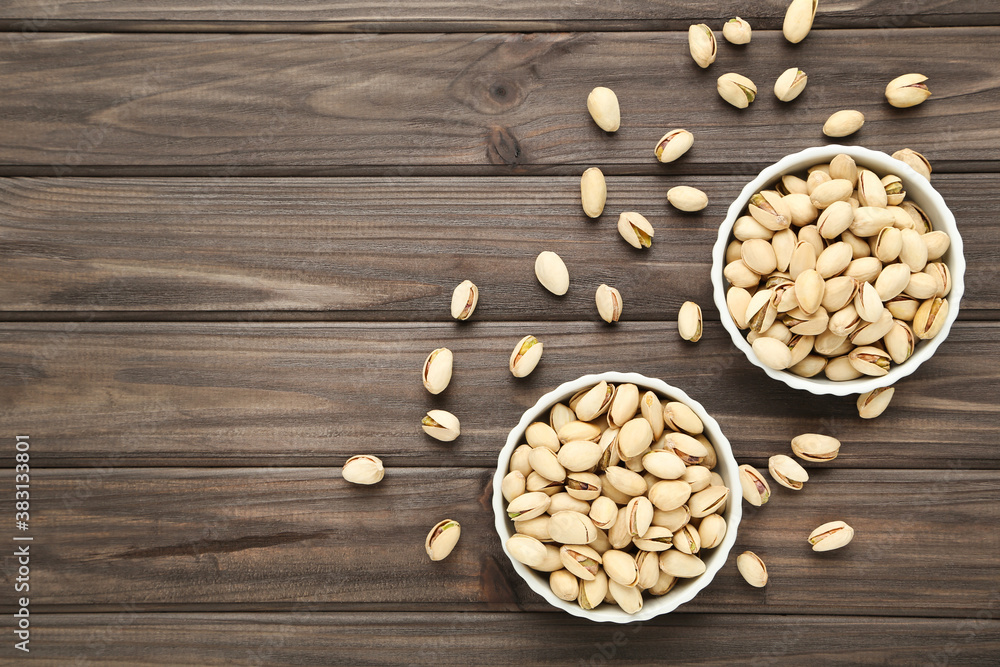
top-left (875, 226), bottom-right (903, 263)
top-left (737, 551), bottom-right (768, 587)
top-left (606, 383), bottom-right (640, 429)
top-left (510, 444), bottom-right (533, 477)
top-left (525, 421), bottom-right (561, 452)
top-left (741, 238), bottom-right (778, 275)
top-left (681, 465), bottom-right (712, 493)
top-left (854, 281), bottom-right (884, 323)
top-left (609, 579), bottom-right (644, 614)
top-left (595, 284), bottom-right (623, 324)
top-left (825, 355), bottom-right (863, 381)
top-left (549, 510), bottom-right (599, 545)
top-left (806, 169), bottom-right (832, 195)
top-left (510, 334), bottom-right (543, 378)
top-left (422, 409), bottom-right (460, 442)
top-left (829, 154), bottom-right (860, 186)
top-left (885, 73), bottom-right (930, 108)
top-left (534, 251), bottom-right (569, 296)
top-left (893, 148), bottom-right (932, 181)
top-left (668, 186), bottom-right (709, 212)
top-left (642, 450), bottom-right (686, 480)
top-left (426, 519), bottom-right (461, 561)
top-left (727, 286), bottom-right (753, 329)
top-left (565, 471), bottom-right (603, 501)
top-left (618, 211), bottom-right (654, 249)
top-left (659, 550), bottom-right (706, 578)
top-left (635, 550), bottom-right (661, 590)
top-left (696, 435), bottom-right (718, 470)
top-left (810, 179), bottom-right (854, 210)
top-left (502, 470), bottom-right (526, 503)
top-left (559, 441), bottom-right (605, 473)
top-left (808, 520), bottom-right (855, 551)
top-left (507, 534), bottom-right (548, 567)
top-left (827, 305), bottom-right (861, 338)
top-left (450, 280), bottom-right (478, 321)
top-left (655, 129), bottom-right (694, 163)
top-left (752, 336), bottom-right (793, 370)
top-left (876, 263), bottom-right (912, 301)
top-left (889, 205), bottom-right (916, 231)
top-left (550, 569), bottom-right (580, 602)
top-left (589, 496), bottom-right (619, 530)
top-left (768, 454), bottom-right (809, 490)
top-left (774, 67), bottom-right (807, 102)
top-left (678, 301), bottom-right (703, 342)
top-left (795, 269), bottom-right (825, 315)
top-left (663, 401), bottom-right (704, 435)
top-left (886, 294), bottom-right (920, 321)
top-left (717, 72), bottom-right (757, 109)
top-left (577, 568), bottom-right (608, 608)
top-left (605, 465), bottom-right (647, 498)
top-left (689, 485), bottom-right (729, 518)
top-left (848, 345), bottom-right (892, 376)
top-left (882, 174), bottom-right (906, 206)
top-left (816, 200), bottom-right (854, 240)
top-left (857, 169), bottom-right (887, 208)
top-left (850, 309), bottom-right (893, 346)
top-left (662, 432), bottom-right (708, 465)
top-left (900, 228), bottom-right (929, 272)
top-left (529, 446), bottom-right (566, 482)
top-left (773, 231), bottom-right (798, 276)
top-left (507, 491), bottom-right (552, 522)
top-left (688, 24), bottom-right (717, 68)
top-left (581, 167), bottom-right (607, 218)
top-left (790, 354), bottom-right (827, 378)
top-left (900, 201), bottom-right (932, 234)
top-left (652, 506), bottom-right (691, 533)
top-left (607, 506), bottom-right (634, 548)
top-left (648, 480), bottom-right (692, 512)
top-left (603, 549), bottom-right (640, 587)
top-left (587, 86), bottom-right (620, 132)
top-left (723, 17), bottom-right (752, 44)
top-left (745, 288), bottom-right (777, 334)
top-left (626, 496), bottom-right (655, 537)
top-left (548, 492), bottom-right (590, 515)
top-left (574, 381), bottom-right (615, 422)
top-left (924, 262), bottom-right (951, 298)
top-left (422, 347), bottom-right (453, 395)
top-left (632, 525), bottom-right (674, 552)
top-left (885, 319), bottom-right (916, 364)
top-left (779, 174), bottom-right (809, 196)
top-left (739, 464), bottom-right (771, 506)
top-left (618, 417), bottom-right (654, 459)
top-left (858, 386), bottom-right (895, 419)
top-left (725, 260), bottom-right (762, 290)
top-left (650, 571), bottom-right (678, 596)
top-left (526, 471), bottom-right (561, 495)
top-left (749, 190), bottom-right (792, 231)
top-left (734, 214), bottom-right (775, 241)
top-left (549, 403), bottom-right (575, 433)
top-left (823, 110), bottom-right (865, 138)
top-left (798, 224), bottom-right (826, 257)
top-left (640, 392), bottom-right (665, 440)
top-left (672, 523), bottom-right (701, 555)
top-left (558, 420), bottom-right (602, 444)
top-left (787, 333), bottom-right (815, 367)
top-left (913, 297), bottom-right (949, 339)
top-left (783, 0), bottom-right (817, 43)
top-left (923, 231), bottom-right (951, 261)
top-left (905, 272), bottom-right (939, 300)
top-left (782, 305), bottom-right (829, 336)
top-left (791, 434), bottom-right (841, 462)
top-left (341, 455), bottom-right (384, 485)
top-left (698, 514), bottom-right (727, 550)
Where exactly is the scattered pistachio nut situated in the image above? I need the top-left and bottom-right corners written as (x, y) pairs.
top-left (587, 86), bottom-right (621, 132)
top-left (857, 385), bottom-right (895, 419)
top-left (885, 73), bottom-right (931, 108)
top-left (774, 67), bottom-right (807, 102)
top-left (783, 0), bottom-right (817, 43)
top-left (422, 409), bottom-right (460, 442)
top-left (668, 186), bottom-right (709, 212)
top-left (808, 520), bottom-right (855, 551)
top-left (595, 284), bottom-right (623, 323)
top-left (678, 301), bottom-right (703, 342)
top-left (422, 347), bottom-right (453, 395)
top-left (737, 551), bottom-right (768, 587)
top-left (823, 110), bottom-right (865, 138)
top-left (341, 454), bottom-right (384, 485)
top-left (722, 17), bottom-right (752, 45)
top-left (739, 464), bottom-right (771, 506)
top-left (618, 211), bottom-right (655, 249)
top-left (581, 167), bottom-right (607, 218)
top-left (717, 73), bottom-right (757, 109)
top-left (534, 251), bottom-right (570, 296)
top-left (768, 454), bottom-right (809, 490)
top-left (688, 24), bottom-right (717, 68)
top-left (791, 433), bottom-right (841, 462)
top-left (655, 129), bottom-right (694, 163)
top-left (450, 280), bottom-right (479, 321)
top-left (510, 335), bottom-right (543, 378)
top-left (425, 519), bottom-right (461, 561)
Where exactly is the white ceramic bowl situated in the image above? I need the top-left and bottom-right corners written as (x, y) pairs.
top-left (712, 145), bottom-right (965, 396)
top-left (492, 372), bottom-right (742, 623)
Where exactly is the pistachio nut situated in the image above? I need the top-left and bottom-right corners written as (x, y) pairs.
top-left (698, 514), bottom-right (727, 550)
top-left (923, 231), bottom-right (951, 261)
top-left (507, 491), bottom-right (551, 521)
top-left (857, 385), bottom-right (895, 419)
top-left (609, 579), bottom-right (643, 614)
top-left (772, 229), bottom-right (798, 274)
top-left (508, 534), bottom-right (548, 567)
top-left (696, 435), bottom-right (719, 470)
top-left (617, 211), bottom-right (655, 249)
top-left (782, 306), bottom-right (829, 336)
top-left (640, 450), bottom-right (685, 481)
top-left (667, 186), bottom-right (709, 213)
top-left (875, 262), bottom-right (912, 301)
top-left (886, 294), bottom-right (921, 321)
top-left (745, 288), bottom-right (777, 334)
top-left (791, 433), bottom-right (841, 462)
top-left (913, 297), bottom-right (948, 339)
top-left (558, 544), bottom-right (603, 581)
top-left (780, 195), bottom-right (816, 230)
top-left (842, 231), bottom-right (871, 260)
top-left (810, 179), bottom-right (853, 209)
top-left (789, 241), bottom-right (817, 280)
top-left (632, 525), bottom-right (674, 552)
top-left (425, 519), bottom-right (461, 561)
top-left (672, 523), bottom-right (701, 555)
top-left (900, 201), bottom-right (932, 234)
top-left (787, 333), bottom-right (815, 367)
top-left (749, 190), bottom-right (792, 231)
top-left (855, 170), bottom-right (886, 208)
top-left (724, 260), bottom-right (762, 289)
top-left (549, 510), bottom-right (599, 545)
top-left (808, 520), bottom-right (855, 551)
top-left (581, 167), bottom-right (607, 219)
top-left (589, 496), bottom-right (619, 530)
top-left (526, 471), bottom-right (561, 495)
top-left (681, 465), bottom-right (712, 493)
top-left (634, 393), bottom-right (664, 442)
top-left (885, 73), bottom-right (930, 108)
top-left (529, 446), bottom-right (566, 482)
top-left (737, 551), bottom-right (768, 588)
top-left (618, 417), bottom-right (654, 459)
top-left (884, 319), bottom-right (915, 364)
top-left (823, 110), bottom-right (865, 138)
top-left (717, 72), bottom-right (757, 109)
top-left (738, 464), bottom-right (771, 506)
top-left (659, 550), bottom-right (706, 578)
top-left (548, 492), bottom-right (591, 515)
top-left (688, 24), bottom-right (717, 68)
top-left (450, 280), bottom-right (478, 321)
top-left (515, 515), bottom-right (552, 541)
top-left (734, 214), bottom-right (775, 241)
top-left (794, 269), bottom-right (825, 315)
top-left (822, 276), bottom-right (859, 313)
top-left (663, 432), bottom-right (709, 465)
top-left (726, 239), bottom-right (744, 264)
top-left (574, 381), bottom-right (615, 422)
top-left (509, 334), bottom-right (543, 378)
top-left (558, 420), bottom-right (602, 444)
top-left (603, 549), bottom-right (640, 587)
top-left (607, 507), bottom-right (634, 548)
top-left (892, 148), bottom-right (932, 181)
top-left (502, 470), bottom-right (527, 503)
top-left (647, 479), bottom-right (691, 512)
top-left (595, 284), bottom-right (623, 324)
top-left (550, 403), bottom-right (575, 433)
top-left (422, 347), bottom-right (453, 395)
top-left (924, 262), bottom-right (951, 298)
top-left (530, 544), bottom-right (564, 572)
top-left (904, 272), bottom-right (939, 300)
top-left (774, 67), bottom-right (807, 102)
top-left (577, 568), bottom-right (609, 608)
top-left (608, 383), bottom-right (640, 428)
top-left (853, 281), bottom-right (884, 323)
top-left (727, 286), bottom-right (753, 329)
top-left (850, 309), bottom-right (893, 346)
top-left (783, 0), bottom-right (817, 43)
top-left (663, 401), bottom-right (704, 435)
top-left (565, 470), bottom-right (603, 499)
top-left (790, 354), bottom-right (827, 378)
top-left (655, 129), bottom-right (694, 163)
top-left (850, 207), bottom-right (895, 238)
top-left (827, 304), bottom-right (861, 337)
top-left (604, 465), bottom-right (647, 498)
top-left (650, 571), bottom-right (678, 596)
top-left (825, 355), bottom-right (863, 381)
top-left (510, 443), bottom-right (533, 477)
top-left (806, 169), bottom-right (832, 195)
top-left (678, 301), bottom-right (703, 342)
top-left (597, 428), bottom-right (620, 471)
top-left (844, 257), bottom-right (883, 285)
top-left (798, 224), bottom-right (826, 257)
top-left (723, 16), bottom-right (752, 44)
top-left (889, 205), bottom-right (915, 230)
top-left (848, 345), bottom-right (891, 376)
top-left (740, 238), bottom-right (778, 275)
top-left (422, 409), bottom-right (461, 442)
top-left (525, 421), bottom-right (561, 452)
top-left (550, 569), bottom-right (580, 602)
top-left (635, 550), bottom-right (661, 590)
top-left (899, 228), bottom-right (929, 272)
top-left (689, 485), bottom-right (729, 518)
top-left (587, 86), bottom-right (621, 132)
top-left (874, 226), bottom-right (903, 263)
top-left (652, 506), bottom-right (691, 533)
top-left (534, 251), bottom-right (570, 296)
top-left (752, 336), bottom-right (793, 370)
top-left (341, 454), bottom-right (384, 485)
top-left (829, 154), bottom-right (859, 186)
top-left (767, 454), bottom-right (809, 491)
top-left (882, 174), bottom-right (906, 206)
top-left (780, 174), bottom-right (809, 195)
top-left (751, 320), bottom-right (792, 346)
top-left (624, 496), bottom-right (653, 537)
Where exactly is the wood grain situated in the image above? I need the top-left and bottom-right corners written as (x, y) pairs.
top-left (1, 322), bottom-right (997, 468)
top-left (20, 467), bottom-right (1000, 616)
top-left (30, 612), bottom-right (1000, 665)
top-left (1, 30), bottom-right (998, 176)
top-left (1, 175), bottom-right (995, 318)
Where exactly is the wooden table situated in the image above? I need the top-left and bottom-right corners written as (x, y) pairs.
top-left (1, 1), bottom-right (999, 664)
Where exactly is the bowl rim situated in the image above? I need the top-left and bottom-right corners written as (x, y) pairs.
top-left (492, 371), bottom-right (743, 623)
top-left (711, 144), bottom-right (966, 396)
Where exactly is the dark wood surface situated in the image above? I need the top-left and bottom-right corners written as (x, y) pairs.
top-left (1, 3), bottom-right (999, 665)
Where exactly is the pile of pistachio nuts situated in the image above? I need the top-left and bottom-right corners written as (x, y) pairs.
top-left (723, 153), bottom-right (952, 401)
top-left (501, 381), bottom-right (732, 615)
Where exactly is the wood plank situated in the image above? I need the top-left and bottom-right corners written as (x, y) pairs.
top-left (1, 1), bottom-right (997, 32)
top-left (30, 613), bottom-right (1000, 665)
top-left (1, 322), bottom-right (996, 468)
top-left (0, 175), bottom-right (994, 317)
top-left (1, 30), bottom-right (998, 175)
top-left (22, 467), bottom-right (1000, 616)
